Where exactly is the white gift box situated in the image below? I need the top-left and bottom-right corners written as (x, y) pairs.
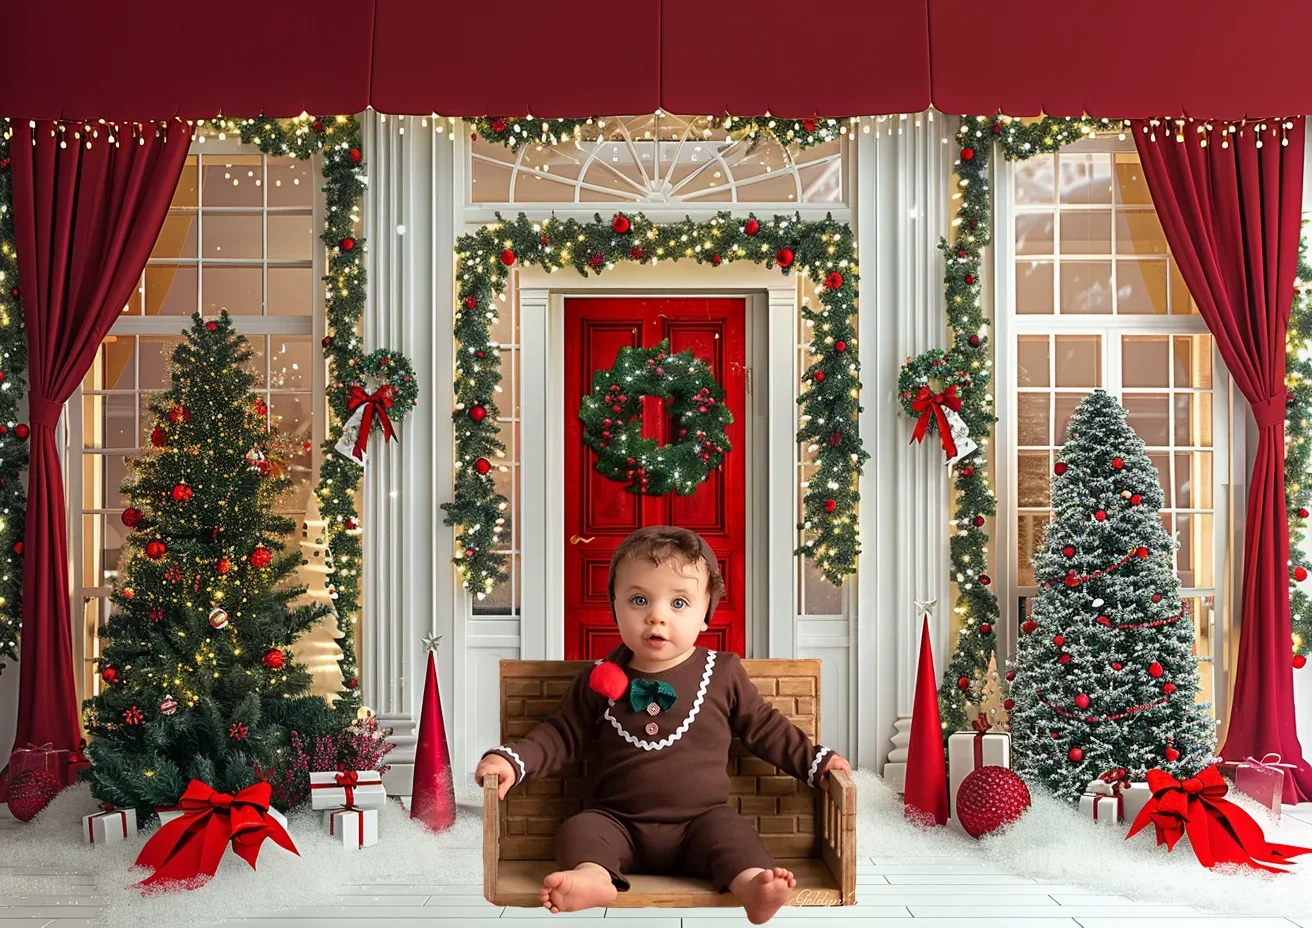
top-left (1079, 778), bottom-right (1153, 827)
top-left (1121, 781), bottom-right (1153, 824)
top-left (309, 770), bottom-right (386, 811)
top-left (326, 806), bottom-right (378, 849)
top-left (82, 808), bottom-right (136, 845)
top-left (948, 730), bottom-right (1011, 820)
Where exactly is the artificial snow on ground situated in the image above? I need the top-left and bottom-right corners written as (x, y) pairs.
top-left (2, 769), bottom-right (1312, 924)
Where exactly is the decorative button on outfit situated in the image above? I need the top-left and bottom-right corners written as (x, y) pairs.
top-left (645, 722), bottom-right (660, 736)
top-left (646, 702), bottom-right (661, 716)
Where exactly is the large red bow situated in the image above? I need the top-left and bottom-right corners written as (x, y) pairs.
top-left (1126, 766), bottom-right (1310, 872)
top-left (347, 383), bottom-right (397, 460)
top-left (135, 780), bottom-right (298, 888)
top-left (910, 385), bottom-right (962, 460)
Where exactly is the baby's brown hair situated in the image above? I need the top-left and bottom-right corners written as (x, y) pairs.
top-left (606, 525), bottom-right (726, 623)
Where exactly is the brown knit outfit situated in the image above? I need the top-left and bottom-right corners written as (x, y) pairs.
top-left (484, 644), bottom-right (832, 893)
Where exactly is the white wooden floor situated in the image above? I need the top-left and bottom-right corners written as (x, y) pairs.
top-left (4, 805), bottom-right (1312, 927)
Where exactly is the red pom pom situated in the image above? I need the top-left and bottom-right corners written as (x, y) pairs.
top-left (961, 147), bottom-right (975, 161)
top-left (960, 466), bottom-right (974, 478)
top-left (349, 148), bottom-right (362, 163)
top-left (261, 648), bottom-right (285, 669)
top-left (150, 425), bottom-right (167, 447)
top-left (1148, 661), bottom-right (1164, 678)
top-left (628, 246), bottom-right (645, 262)
top-left (6, 771), bottom-right (63, 822)
top-left (612, 214), bottom-right (631, 234)
top-left (1137, 546), bottom-right (1149, 559)
top-left (500, 249), bottom-right (516, 267)
top-left (1068, 747), bottom-right (1084, 762)
top-left (101, 666), bottom-right (119, 684)
top-left (1131, 494), bottom-right (1143, 505)
top-left (744, 219), bottom-right (760, 236)
top-left (955, 767), bottom-right (1030, 839)
top-left (589, 661), bottom-right (629, 700)
top-left (1053, 634), bottom-right (1065, 647)
top-left (835, 340), bottom-right (847, 352)
top-left (145, 540), bottom-right (167, 560)
top-left (710, 254), bottom-right (722, 266)
top-left (825, 272), bottom-right (844, 290)
top-left (1295, 654), bottom-right (1308, 669)
top-left (1297, 566), bottom-right (1309, 582)
top-left (205, 322), bottom-right (217, 331)
top-left (1163, 682), bottom-right (1177, 694)
top-left (463, 297), bottom-right (477, 309)
top-left (775, 247), bottom-right (794, 268)
top-left (1054, 462), bottom-right (1067, 475)
top-left (1058, 654), bottom-right (1072, 664)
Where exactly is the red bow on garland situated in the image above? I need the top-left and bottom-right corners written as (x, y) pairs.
top-left (346, 383), bottom-right (397, 460)
top-left (134, 780), bottom-right (298, 888)
top-left (909, 385), bottom-right (962, 460)
top-left (1126, 766), bottom-right (1311, 872)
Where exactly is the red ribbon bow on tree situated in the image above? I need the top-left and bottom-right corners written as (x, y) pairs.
top-left (346, 383), bottom-right (397, 460)
top-left (134, 780), bottom-right (298, 888)
top-left (1126, 766), bottom-right (1311, 872)
top-left (910, 385), bottom-right (962, 460)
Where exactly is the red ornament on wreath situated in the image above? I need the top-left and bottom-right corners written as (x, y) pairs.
top-left (469, 405), bottom-right (487, 422)
top-left (1295, 654), bottom-right (1308, 669)
top-left (1054, 462), bottom-right (1067, 475)
top-left (171, 483), bottom-right (192, 502)
top-left (960, 147), bottom-right (975, 161)
top-left (824, 499), bottom-right (837, 512)
top-left (611, 214), bottom-right (631, 234)
top-left (955, 767), bottom-right (1030, 839)
top-left (249, 545), bottom-right (272, 569)
top-left (628, 246), bottom-right (645, 262)
top-left (744, 219), bottom-right (760, 236)
top-left (340, 237), bottom-right (355, 252)
top-left (775, 247), bottom-right (794, 268)
top-left (825, 272), bottom-right (844, 290)
top-left (835, 340), bottom-right (847, 352)
top-left (474, 457), bottom-right (492, 475)
top-left (1112, 456), bottom-right (1124, 470)
top-left (6, 771), bottom-right (63, 823)
top-left (1301, 507), bottom-right (1311, 519)
top-left (1296, 566), bottom-right (1309, 582)
top-left (1069, 746), bottom-right (1084, 762)
top-left (349, 148), bottom-right (362, 163)
top-left (102, 666), bottom-right (119, 685)
top-left (500, 249), bottom-right (516, 266)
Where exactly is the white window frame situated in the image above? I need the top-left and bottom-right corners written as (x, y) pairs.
top-left (993, 137), bottom-right (1234, 723)
top-left (67, 135), bottom-right (328, 709)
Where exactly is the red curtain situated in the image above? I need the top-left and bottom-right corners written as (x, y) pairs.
top-left (10, 119), bottom-right (191, 751)
top-left (1133, 119), bottom-right (1311, 802)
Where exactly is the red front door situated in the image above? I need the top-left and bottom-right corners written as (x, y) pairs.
top-left (563, 297), bottom-right (746, 660)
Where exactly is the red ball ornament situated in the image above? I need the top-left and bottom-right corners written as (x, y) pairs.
top-left (969, 335), bottom-right (981, 347)
top-left (249, 545), bottom-right (272, 569)
top-left (474, 458), bottom-right (492, 475)
top-left (1131, 494), bottom-right (1143, 505)
top-left (1005, 670), bottom-right (1016, 682)
top-left (825, 272), bottom-right (844, 290)
top-left (979, 623), bottom-right (993, 636)
top-left (145, 540), bottom-right (167, 560)
top-left (589, 661), bottom-right (629, 700)
top-left (1069, 747), bottom-right (1084, 762)
top-left (261, 648), bottom-right (285, 670)
top-left (1058, 654), bottom-right (1072, 664)
top-left (1165, 746), bottom-right (1181, 762)
top-left (122, 508), bottom-right (144, 528)
top-left (499, 249), bottom-right (516, 266)
top-left (340, 237), bottom-right (355, 252)
top-left (611, 214), bottom-right (631, 234)
top-left (348, 147), bottom-right (362, 163)
top-left (955, 767), bottom-right (1031, 839)
top-left (151, 425), bottom-right (166, 447)
top-left (322, 335), bottom-right (333, 348)
top-left (835, 340), bottom-right (847, 352)
top-left (346, 678), bottom-right (358, 689)
top-left (171, 483), bottom-right (192, 502)
top-left (1137, 546), bottom-right (1149, 559)
top-left (1054, 462), bottom-right (1067, 476)
top-left (101, 666), bottom-right (119, 684)
top-left (1302, 508), bottom-right (1311, 519)
top-left (1021, 620), bottom-right (1038, 634)
top-left (312, 119), bottom-right (324, 134)
top-left (1295, 654), bottom-right (1308, 669)
top-left (1152, 594), bottom-right (1162, 602)
top-left (1163, 682), bottom-right (1177, 694)
top-left (1004, 698), bottom-right (1015, 710)
top-left (6, 771), bottom-right (63, 822)
top-left (965, 274), bottom-right (977, 285)
top-left (1062, 546), bottom-right (1075, 557)
top-left (957, 676), bottom-right (970, 690)
top-left (1148, 661), bottom-right (1164, 678)
top-left (978, 574), bottom-right (991, 586)
top-left (1297, 567), bottom-right (1309, 582)
top-left (775, 247), bottom-right (795, 268)
top-left (168, 404), bottom-right (190, 423)
top-left (12, 541), bottom-right (21, 556)
top-left (1074, 693), bottom-right (1090, 709)
top-left (1112, 662), bottom-right (1123, 670)
top-left (960, 466), bottom-right (974, 478)
top-left (539, 235), bottom-right (550, 245)
top-left (1095, 510), bottom-right (1106, 521)
top-left (216, 557), bottom-right (232, 575)
top-left (960, 147), bottom-right (976, 161)
top-left (744, 219), bottom-right (760, 236)
top-left (463, 297), bottom-right (477, 309)
top-left (972, 516), bottom-right (985, 527)
top-left (1053, 634), bottom-right (1065, 647)
top-left (469, 405), bottom-right (488, 422)
top-left (205, 322), bottom-right (217, 331)
top-left (824, 499), bottom-right (837, 513)
top-left (1112, 457), bottom-right (1124, 470)
top-left (813, 371), bottom-right (825, 382)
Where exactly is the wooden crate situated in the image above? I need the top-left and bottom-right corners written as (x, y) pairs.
top-left (483, 658), bottom-right (856, 907)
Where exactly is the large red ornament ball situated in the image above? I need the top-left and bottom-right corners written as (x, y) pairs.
top-left (171, 483), bottom-right (192, 502)
top-left (1069, 747), bottom-right (1084, 762)
top-left (1301, 508), bottom-right (1311, 519)
top-left (1130, 494), bottom-right (1143, 506)
top-left (145, 540), bottom-right (167, 560)
top-left (101, 666), bottom-right (119, 684)
top-left (824, 498), bottom-right (837, 512)
top-left (1112, 456), bottom-right (1124, 470)
top-left (1062, 546), bottom-right (1075, 557)
top-left (1054, 462), bottom-right (1067, 475)
top-left (1136, 546), bottom-right (1149, 559)
top-left (1074, 693), bottom-right (1090, 709)
top-left (589, 661), bottom-right (628, 700)
top-left (1296, 566), bottom-right (1309, 582)
top-left (611, 214), bottom-right (631, 234)
top-left (1148, 661), bottom-right (1164, 678)
top-left (6, 771), bottom-right (63, 822)
top-left (261, 648), bottom-right (285, 670)
top-left (744, 219), bottom-right (760, 236)
top-left (340, 237), bottom-right (355, 252)
top-left (121, 507), bottom-right (144, 528)
top-left (249, 546), bottom-right (272, 569)
top-left (14, 424), bottom-right (29, 440)
top-left (349, 148), bottom-right (362, 163)
top-left (1295, 654), bottom-right (1308, 669)
top-left (774, 247), bottom-right (795, 268)
top-left (469, 405), bottom-right (488, 422)
top-left (1094, 510), bottom-right (1107, 521)
top-left (474, 457), bottom-right (492, 475)
top-left (957, 676), bottom-right (970, 690)
top-left (1021, 620), bottom-right (1038, 634)
top-left (979, 623), bottom-right (993, 636)
top-left (500, 249), bottom-right (516, 266)
top-left (960, 147), bottom-right (976, 161)
top-left (955, 766), bottom-right (1031, 839)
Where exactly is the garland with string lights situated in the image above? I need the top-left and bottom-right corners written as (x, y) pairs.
top-left (1287, 239), bottom-right (1312, 669)
top-left (471, 114), bottom-right (851, 152)
top-left (446, 210), bottom-right (867, 599)
top-left (205, 112), bottom-right (420, 717)
top-left (0, 120), bottom-right (31, 676)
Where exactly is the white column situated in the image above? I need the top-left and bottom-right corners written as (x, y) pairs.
top-left (360, 111), bottom-right (458, 794)
top-left (855, 113), bottom-right (952, 783)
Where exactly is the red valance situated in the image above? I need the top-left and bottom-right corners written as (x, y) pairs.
top-left (7, 0), bottom-right (1306, 121)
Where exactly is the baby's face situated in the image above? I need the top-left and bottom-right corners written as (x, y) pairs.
top-left (613, 555), bottom-right (710, 668)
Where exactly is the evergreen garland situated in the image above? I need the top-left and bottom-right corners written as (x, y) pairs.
top-left (471, 114), bottom-right (851, 153)
top-left (0, 121), bottom-right (33, 675)
top-left (447, 210), bottom-right (867, 598)
top-left (1287, 238), bottom-right (1312, 669)
top-left (579, 338), bottom-right (732, 497)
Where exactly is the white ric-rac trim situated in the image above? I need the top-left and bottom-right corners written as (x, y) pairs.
top-left (807, 746), bottom-right (831, 788)
top-left (603, 650), bottom-right (717, 751)
top-left (492, 745), bottom-right (527, 782)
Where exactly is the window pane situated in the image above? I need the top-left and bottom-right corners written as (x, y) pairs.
top-left (1017, 393), bottom-right (1049, 446)
top-left (270, 394), bottom-right (313, 512)
top-left (1113, 154), bottom-right (1153, 205)
top-left (1053, 336), bottom-right (1101, 387)
top-left (1059, 152), bottom-right (1113, 204)
top-left (102, 393), bottom-right (136, 450)
top-left (145, 265), bottom-right (197, 316)
top-left (1016, 261), bottom-right (1055, 314)
top-left (1017, 335), bottom-right (1049, 387)
top-left (1059, 212), bottom-right (1111, 254)
top-left (172, 155), bottom-right (200, 209)
top-left (1015, 155), bottom-right (1056, 205)
top-left (1018, 453), bottom-right (1051, 507)
top-left (805, 559), bottom-right (843, 615)
top-left (1116, 260), bottom-right (1169, 315)
top-left (268, 267), bottom-right (313, 316)
top-left (266, 157), bottom-right (315, 208)
top-left (1148, 453), bottom-right (1171, 499)
top-left (269, 338), bottom-right (313, 390)
top-left (1174, 393), bottom-right (1213, 447)
top-left (1170, 260), bottom-right (1200, 315)
top-left (1053, 393), bottom-right (1089, 442)
top-left (1116, 209), bottom-right (1168, 255)
top-left (1121, 336), bottom-right (1169, 388)
top-left (102, 515), bottom-right (128, 587)
top-left (1059, 260), bottom-right (1113, 314)
top-left (202, 213), bottom-right (262, 260)
top-left (201, 154), bottom-right (263, 208)
top-left (203, 266), bottom-right (262, 315)
top-left (1189, 597), bottom-right (1215, 710)
top-left (1016, 212), bottom-right (1055, 255)
top-left (1016, 513), bottom-right (1049, 586)
top-left (242, 336), bottom-right (267, 387)
top-left (1182, 514), bottom-right (1214, 588)
top-left (1176, 452), bottom-right (1214, 509)
top-left (1125, 393), bottom-right (1170, 446)
top-left (1174, 335), bottom-right (1212, 388)
top-left (151, 213), bottom-right (199, 260)
top-left (268, 214), bottom-right (313, 261)
top-left (140, 336), bottom-right (183, 390)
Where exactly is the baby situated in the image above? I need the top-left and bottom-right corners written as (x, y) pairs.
top-left (475, 525), bottom-right (850, 923)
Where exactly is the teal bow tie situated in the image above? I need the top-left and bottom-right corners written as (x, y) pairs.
top-left (628, 679), bottom-right (678, 714)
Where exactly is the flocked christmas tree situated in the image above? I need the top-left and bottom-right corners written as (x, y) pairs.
top-left (1010, 389), bottom-right (1215, 801)
top-left (83, 312), bottom-right (339, 812)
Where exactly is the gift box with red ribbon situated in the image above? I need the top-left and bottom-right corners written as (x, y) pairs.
top-left (309, 769), bottom-right (386, 811)
top-left (947, 728), bottom-right (1010, 821)
top-left (1222, 753), bottom-right (1293, 818)
top-left (1078, 769), bottom-right (1152, 826)
top-left (326, 806), bottom-right (378, 849)
top-left (82, 807), bottom-right (136, 846)
top-left (8, 742), bottom-right (69, 781)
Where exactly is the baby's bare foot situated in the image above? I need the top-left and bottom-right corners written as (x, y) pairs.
top-left (735, 866), bottom-right (795, 924)
top-left (540, 864), bottom-right (617, 913)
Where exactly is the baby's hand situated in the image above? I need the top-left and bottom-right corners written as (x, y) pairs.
top-left (818, 752), bottom-right (852, 792)
top-left (475, 752), bottom-right (517, 800)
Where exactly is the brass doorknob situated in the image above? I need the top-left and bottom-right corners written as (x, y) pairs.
top-left (569, 534), bottom-right (596, 545)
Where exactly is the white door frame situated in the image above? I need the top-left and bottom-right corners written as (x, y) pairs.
top-left (516, 262), bottom-right (798, 661)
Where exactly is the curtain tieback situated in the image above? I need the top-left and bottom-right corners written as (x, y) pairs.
top-left (1251, 395), bottom-right (1287, 430)
top-left (29, 394), bottom-right (63, 429)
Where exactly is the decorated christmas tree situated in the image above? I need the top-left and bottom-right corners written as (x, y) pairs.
top-left (83, 312), bottom-right (339, 812)
top-left (1010, 390), bottom-right (1215, 801)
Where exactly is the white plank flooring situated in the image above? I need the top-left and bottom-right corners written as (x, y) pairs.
top-left (4, 804), bottom-right (1312, 926)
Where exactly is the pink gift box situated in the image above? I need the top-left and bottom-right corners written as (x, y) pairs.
top-left (8, 742), bottom-right (69, 780)
top-left (1228, 753), bottom-right (1292, 818)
